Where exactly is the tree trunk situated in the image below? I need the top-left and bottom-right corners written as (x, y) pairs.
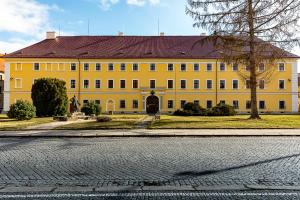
top-left (248, 0), bottom-right (260, 119)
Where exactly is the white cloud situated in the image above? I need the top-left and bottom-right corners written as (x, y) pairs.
top-left (99, 0), bottom-right (119, 10)
top-left (127, 0), bottom-right (160, 6)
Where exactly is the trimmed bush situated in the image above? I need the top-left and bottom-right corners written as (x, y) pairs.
top-left (31, 78), bottom-right (68, 117)
top-left (81, 101), bottom-right (101, 116)
top-left (174, 109), bottom-right (193, 116)
top-left (7, 100), bottom-right (36, 120)
top-left (96, 116), bottom-right (112, 122)
top-left (208, 104), bottom-right (236, 116)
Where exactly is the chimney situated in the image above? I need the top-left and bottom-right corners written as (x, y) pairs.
top-left (118, 32), bottom-right (124, 36)
top-left (160, 32), bottom-right (165, 36)
top-left (46, 31), bottom-right (56, 39)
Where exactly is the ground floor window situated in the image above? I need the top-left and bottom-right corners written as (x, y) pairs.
top-left (95, 100), bottom-right (100, 105)
top-left (246, 100), bottom-right (251, 109)
top-left (233, 100), bottom-right (239, 109)
top-left (180, 100), bottom-right (186, 109)
top-left (206, 100), bottom-right (212, 109)
top-left (219, 100), bottom-right (225, 106)
top-left (194, 100), bottom-right (199, 106)
top-left (133, 100), bottom-right (138, 109)
top-left (168, 100), bottom-right (174, 109)
top-left (279, 101), bottom-right (285, 110)
top-left (83, 100), bottom-right (89, 105)
top-left (120, 100), bottom-right (126, 109)
top-left (259, 100), bottom-right (266, 109)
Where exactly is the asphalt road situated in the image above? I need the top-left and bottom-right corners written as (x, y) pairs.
top-left (0, 136), bottom-right (300, 199)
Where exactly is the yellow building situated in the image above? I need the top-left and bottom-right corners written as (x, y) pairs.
top-left (0, 54), bottom-right (4, 111)
top-left (3, 32), bottom-right (299, 114)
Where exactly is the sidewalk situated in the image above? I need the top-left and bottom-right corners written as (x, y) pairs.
top-left (0, 129), bottom-right (300, 137)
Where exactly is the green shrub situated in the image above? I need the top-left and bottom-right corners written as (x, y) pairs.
top-left (81, 101), bottom-right (101, 116)
top-left (31, 78), bottom-right (68, 117)
top-left (96, 116), bottom-right (112, 122)
top-left (208, 104), bottom-right (236, 116)
top-left (7, 100), bottom-right (36, 120)
top-left (173, 109), bottom-right (193, 116)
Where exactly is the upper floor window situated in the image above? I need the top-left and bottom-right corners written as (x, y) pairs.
top-left (132, 80), bottom-right (139, 89)
top-left (180, 64), bottom-right (186, 71)
top-left (279, 101), bottom-right (286, 110)
top-left (194, 63), bottom-right (199, 71)
top-left (95, 80), bottom-right (101, 89)
top-left (279, 63), bottom-right (285, 71)
top-left (95, 63), bottom-right (101, 71)
top-left (232, 63), bottom-right (238, 71)
top-left (259, 63), bottom-right (265, 71)
top-left (83, 80), bottom-right (89, 88)
top-left (168, 63), bottom-right (174, 71)
top-left (34, 63), bottom-right (40, 71)
top-left (246, 79), bottom-right (250, 89)
top-left (232, 80), bottom-right (239, 89)
top-left (219, 80), bottom-right (226, 89)
top-left (259, 80), bottom-right (265, 89)
top-left (206, 63), bottom-right (212, 71)
top-left (108, 63), bottom-right (114, 71)
top-left (70, 80), bottom-right (76, 89)
top-left (219, 63), bottom-right (226, 71)
top-left (193, 80), bottom-right (200, 89)
top-left (150, 63), bottom-right (156, 71)
top-left (180, 80), bottom-right (186, 89)
top-left (120, 63), bottom-right (126, 71)
top-left (132, 63), bottom-right (139, 71)
top-left (167, 80), bottom-right (174, 89)
top-left (108, 80), bottom-right (114, 88)
top-left (233, 100), bottom-right (239, 109)
top-left (279, 80), bottom-right (285, 89)
top-left (120, 80), bottom-right (126, 89)
top-left (84, 63), bottom-right (89, 71)
top-left (16, 63), bottom-right (22, 71)
top-left (71, 63), bottom-right (77, 71)
top-left (150, 80), bottom-right (156, 89)
top-left (206, 80), bottom-right (213, 89)
top-left (259, 100), bottom-right (266, 109)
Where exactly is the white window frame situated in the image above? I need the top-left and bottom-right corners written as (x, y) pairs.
top-left (206, 79), bottom-right (213, 89)
top-left (278, 63), bottom-right (285, 72)
top-left (132, 79), bottom-right (139, 89)
top-left (70, 63), bottom-right (77, 71)
top-left (95, 63), bottom-right (101, 71)
top-left (120, 79), bottom-right (126, 89)
top-left (232, 63), bottom-right (238, 71)
top-left (180, 63), bottom-right (187, 72)
top-left (149, 79), bottom-right (156, 89)
top-left (206, 63), bottom-right (213, 72)
top-left (193, 79), bottom-right (200, 89)
top-left (232, 79), bottom-right (239, 89)
top-left (108, 63), bottom-right (114, 71)
top-left (219, 63), bottom-right (226, 71)
top-left (279, 79), bottom-right (285, 90)
top-left (95, 79), bottom-right (101, 89)
top-left (132, 63), bottom-right (139, 71)
top-left (108, 79), bottom-right (114, 89)
top-left (193, 63), bottom-right (200, 71)
top-left (83, 79), bottom-right (90, 89)
top-left (33, 63), bottom-right (40, 71)
top-left (258, 79), bottom-right (265, 90)
top-left (83, 63), bottom-right (89, 71)
top-left (167, 63), bottom-right (174, 71)
top-left (15, 63), bottom-right (22, 71)
top-left (120, 63), bottom-right (126, 71)
top-left (15, 78), bottom-right (22, 88)
top-left (180, 79), bottom-right (187, 89)
top-left (70, 79), bottom-right (76, 89)
top-left (149, 63), bottom-right (156, 71)
top-left (167, 79), bottom-right (174, 89)
top-left (46, 63), bottom-right (52, 71)
top-left (219, 79), bottom-right (226, 89)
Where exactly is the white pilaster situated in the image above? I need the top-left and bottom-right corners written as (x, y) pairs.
top-left (3, 62), bottom-right (10, 112)
top-left (291, 61), bottom-right (298, 113)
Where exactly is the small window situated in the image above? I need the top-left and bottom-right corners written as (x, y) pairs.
top-left (95, 100), bottom-right (101, 105)
top-left (259, 63), bottom-right (265, 71)
top-left (133, 100), bottom-right (139, 109)
top-left (194, 63), bottom-right (199, 71)
top-left (259, 80), bottom-right (265, 89)
top-left (246, 80), bottom-right (250, 89)
top-left (168, 63), bottom-right (174, 71)
top-left (206, 100), bottom-right (212, 109)
top-left (34, 63), bottom-right (40, 71)
top-left (219, 63), bottom-right (225, 71)
top-left (120, 63), bottom-right (126, 71)
top-left (220, 100), bottom-right (226, 106)
top-left (83, 80), bottom-right (89, 88)
top-left (150, 63), bottom-right (156, 71)
top-left (16, 63), bottom-right (22, 71)
top-left (279, 101), bottom-right (285, 110)
top-left (193, 80), bottom-right (200, 89)
top-left (232, 63), bottom-right (238, 71)
top-left (167, 80), bottom-right (174, 89)
top-left (84, 63), bottom-right (89, 71)
top-left (71, 63), bottom-right (77, 71)
top-left (132, 63), bottom-right (139, 71)
top-left (168, 100), bottom-right (174, 109)
top-left (233, 100), bottom-right (239, 109)
top-left (232, 80), bottom-right (239, 89)
top-left (259, 101), bottom-right (265, 109)
top-left (83, 100), bottom-right (89, 105)
top-left (95, 80), bottom-right (101, 89)
top-left (95, 63), bottom-right (101, 71)
top-left (132, 80), bottom-right (139, 89)
top-left (279, 63), bottom-right (285, 71)
top-left (180, 100), bottom-right (186, 109)
top-left (207, 80), bottom-right (213, 89)
top-left (120, 100), bottom-right (126, 109)
top-left (180, 64), bottom-right (186, 71)
top-left (15, 79), bottom-right (22, 88)
top-left (279, 80), bottom-right (285, 89)
top-left (206, 63), bottom-right (212, 71)
top-left (180, 80), bottom-right (186, 89)
top-left (150, 80), bottom-right (156, 89)
top-left (246, 100), bottom-right (251, 109)
top-left (194, 100), bottom-right (199, 106)
top-left (108, 80), bottom-right (114, 88)
top-left (70, 80), bottom-right (76, 89)
top-left (120, 80), bottom-right (126, 89)
top-left (220, 80), bottom-right (226, 89)
top-left (108, 63), bottom-right (114, 71)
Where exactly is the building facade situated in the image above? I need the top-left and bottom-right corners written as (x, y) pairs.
top-left (3, 33), bottom-right (299, 114)
top-left (0, 54), bottom-right (4, 112)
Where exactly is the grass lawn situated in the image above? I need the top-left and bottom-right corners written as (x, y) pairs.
top-left (150, 115), bottom-right (300, 129)
top-left (0, 114), bottom-right (54, 131)
top-left (56, 114), bottom-right (145, 130)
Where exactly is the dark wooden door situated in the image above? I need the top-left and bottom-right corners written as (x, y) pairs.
top-left (146, 95), bottom-right (159, 114)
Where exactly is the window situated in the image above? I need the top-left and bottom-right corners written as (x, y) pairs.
top-left (83, 100), bottom-right (89, 105)
top-left (232, 63), bottom-right (238, 71)
top-left (207, 80), bottom-right (213, 89)
top-left (70, 80), bottom-right (76, 89)
top-left (132, 80), bottom-right (139, 89)
top-left (246, 100), bottom-right (251, 109)
top-left (219, 63), bottom-right (226, 71)
top-left (34, 63), bottom-right (40, 71)
top-left (84, 63), bottom-right (89, 71)
top-left (168, 63), bottom-right (174, 71)
top-left (15, 78), bottom-right (22, 88)
top-left (233, 100), bottom-right (239, 109)
top-left (95, 63), bottom-right (101, 71)
top-left (95, 80), bottom-right (101, 89)
top-left (206, 100), bottom-right (212, 109)
top-left (168, 100), bottom-right (174, 109)
top-left (150, 80), bottom-right (156, 89)
top-left (194, 100), bottom-right (199, 106)
top-left (193, 80), bottom-right (200, 89)
top-left (279, 80), bottom-right (285, 89)
top-left (16, 63), bottom-right (22, 71)
top-left (167, 80), bottom-right (174, 89)
top-left (180, 80), bottom-right (186, 89)
top-left (108, 80), bottom-right (114, 89)
top-left (132, 100), bottom-right (138, 109)
top-left (120, 100), bottom-right (126, 109)
top-left (279, 63), bottom-right (285, 71)
top-left (259, 80), bottom-right (265, 89)
top-left (95, 100), bottom-right (101, 105)
top-left (70, 63), bottom-right (77, 71)
top-left (206, 63), bottom-right (212, 71)
top-left (83, 80), bottom-right (89, 88)
top-left (150, 63), bottom-right (156, 71)
top-left (246, 80), bottom-right (250, 89)
top-left (120, 63), bottom-right (126, 71)
top-left (108, 63), bottom-right (114, 71)
top-left (194, 63), bottom-right (199, 71)
top-left (232, 80), bottom-right (239, 89)
top-left (220, 100), bottom-right (226, 106)
top-left (259, 101), bottom-right (265, 109)
top-left (259, 63), bottom-right (265, 71)
top-left (180, 64), bottom-right (186, 71)
top-left (120, 80), bottom-right (126, 89)
top-left (246, 65), bottom-right (250, 71)
top-left (180, 100), bottom-right (186, 109)
top-left (132, 63), bottom-right (139, 71)
top-left (219, 80), bottom-right (226, 89)
top-left (279, 101), bottom-right (285, 110)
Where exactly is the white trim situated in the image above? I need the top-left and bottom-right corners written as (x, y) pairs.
top-left (94, 79), bottom-right (101, 89)
top-left (167, 79), bottom-right (174, 89)
top-left (205, 63), bottom-right (213, 72)
top-left (120, 63), bottom-right (126, 72)
top-left (180, 79), bottom-right (187, 89)
top-left (258, 79), bottom-right (265, 90)
top-left (278, 62), bottom-right (286, 72)
top-left (120, 79), bottom-right (126, 89)
top-left (149, 63), bottom-right (156, 72)
top-left (291, 61), bottom-right (298, 112)
top-left (180, 63), bottom-right (187, 72)
top-left (193, 63), bottom-right (200, 72)
top-left (131, 63), bottom-right (139, 72)
top-left (83, 63), bottom-right (90, 71)
top-left (219, 79), bottom-right (226, 90)
top-left (70, 63), bottom-right (77, 71)
top-left (3, 62), bottom-right (10, 112)
top-left (278, 79), bottom-right (286, 90)
top-left (107, 79), bottom-right (114, 89)
top-left (193, 79), bottom-right (200, 89)
top-left (149, 79), bottom-right (156, 89)
top-left (232, 79), bottom-right (239, 89)
top-left (167, 63), bottom-right (174, 71)
top-left (15, 63), bottom-right (22, 71)
top-left (132, 79), bottom-right (139, 89)
top-left (14, 78), bottom-right (22, 88)
top-left (33, 63), bottom-right (40, 71)
top-left (219, 62), bottom-right (226, 71)
top-left (82, 79), bottom-right (90, 89)
top-left (95, 63), bottom-right (101, 71)
top-left (46, 63), bottom-right (52, 71)
top-left (70, 79), bottom-right (76, 89)
top-left (206, 79), bottom-right (213, 89)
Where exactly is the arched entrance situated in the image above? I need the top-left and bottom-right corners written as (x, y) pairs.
top-left (146, 95), bottom-right (159, 114)
top-left (106, 99), bottom-right (115, 114)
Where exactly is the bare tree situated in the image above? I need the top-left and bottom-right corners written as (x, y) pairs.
top-left (186, 0), bottom-right (300, 119)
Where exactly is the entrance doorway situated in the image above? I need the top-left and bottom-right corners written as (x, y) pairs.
top-left (146, 95), bottom-right (159, 114)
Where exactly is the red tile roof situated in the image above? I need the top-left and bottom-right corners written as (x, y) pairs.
top-left (4, 36), bottom-right (300, 59)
